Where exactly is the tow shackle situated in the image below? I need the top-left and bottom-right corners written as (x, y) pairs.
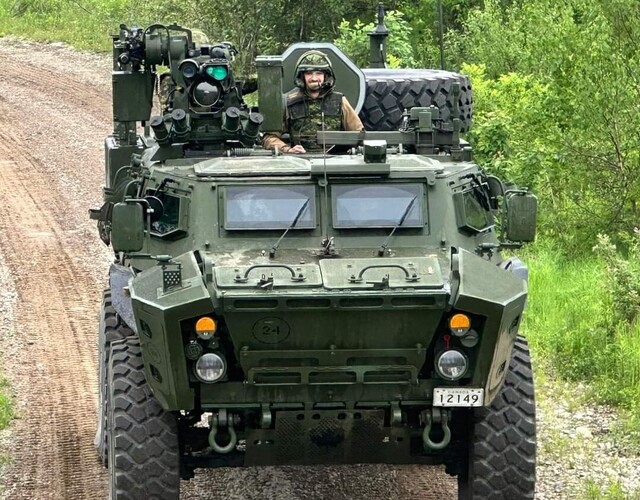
top-left (422, 408), bottom-right (451, 451)
top-left (209, 409), bottom-right (238, 454)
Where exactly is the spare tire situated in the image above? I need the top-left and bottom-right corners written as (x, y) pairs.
top-left (360, 69), bottom-right (473, 132)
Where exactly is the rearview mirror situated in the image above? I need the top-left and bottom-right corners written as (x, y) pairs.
top-left (504, 192), bottom-right (537, 243)
top-left (111, 202), bottom-right (145, 252)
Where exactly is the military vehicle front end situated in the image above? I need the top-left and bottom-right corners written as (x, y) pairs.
top-left (93, 20), bottom-right (537, 500)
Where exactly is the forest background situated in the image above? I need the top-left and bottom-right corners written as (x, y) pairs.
top-left (1, 0), bottom-right (640, 496)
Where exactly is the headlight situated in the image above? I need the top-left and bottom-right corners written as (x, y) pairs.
top-left (435, 350), bottom-right (468, 380)
top-left (194, 353), bottom-right (226, 383)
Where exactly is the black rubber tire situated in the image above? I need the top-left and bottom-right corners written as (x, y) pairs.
top-left (360, 69), bottom-right (473, 132)
top-left (457, 336), bottom-right (536, 499)
top-left (107, 338), bottom-right (180, 499)
top-left (95, 289), bottom-right (135, 467)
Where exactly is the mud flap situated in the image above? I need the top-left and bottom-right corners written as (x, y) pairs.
top-left (109, 263), bottom-right (137, 333)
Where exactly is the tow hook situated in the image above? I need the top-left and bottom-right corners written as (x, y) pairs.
top-left (209, 409), bottom-right (239, 454)
top-left (421, 408), bottom-right (451, 451)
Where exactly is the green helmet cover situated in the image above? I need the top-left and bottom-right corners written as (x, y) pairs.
top-left (294, 50), bottom-right (335, 91)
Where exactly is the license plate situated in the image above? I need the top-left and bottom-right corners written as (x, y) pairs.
top-left (433, 387), bottom-right (484, 407)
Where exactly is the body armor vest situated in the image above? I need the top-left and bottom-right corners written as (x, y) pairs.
top-left (287, 91), bottom-right (343, 151)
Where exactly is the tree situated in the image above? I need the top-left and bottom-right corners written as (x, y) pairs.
top-left (334, 10), bottom-right (416, 68)
top-left (454, 0), bottom-right (640, 251)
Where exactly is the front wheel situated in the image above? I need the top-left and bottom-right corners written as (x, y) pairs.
top-left (107, 338), bottom-right (180, 499)
top-left (457, 336), bottom-right (536, 499)
top-left (95, 289), bottom-right (134, 466)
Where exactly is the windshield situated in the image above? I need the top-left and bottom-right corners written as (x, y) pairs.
top-left (224, 185), bottom-right (316, 230)
top-left (332, 184), bottom-right (424, 228)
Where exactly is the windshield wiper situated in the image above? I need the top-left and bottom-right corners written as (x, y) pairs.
top-left (269, 198), bottom-right (310, 258)
top-left (377, 196), bottom-right (417, 257)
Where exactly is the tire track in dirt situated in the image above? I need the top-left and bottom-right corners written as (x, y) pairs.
top-left (0, 127), bottom-right (107, 497)
top-left (0, 37), bottom-right (457, 499)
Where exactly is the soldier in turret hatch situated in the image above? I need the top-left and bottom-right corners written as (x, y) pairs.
top-left (262, 50), bottom-right (364, 154)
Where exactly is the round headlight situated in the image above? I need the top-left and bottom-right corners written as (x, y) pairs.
top-left (194, 353), bottom-right (226, 383)
top-left (435, 350), bottom-right (468, 380)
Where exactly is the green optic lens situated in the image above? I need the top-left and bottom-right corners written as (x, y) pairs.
top-left (206, 65), bottom-right (228, 80)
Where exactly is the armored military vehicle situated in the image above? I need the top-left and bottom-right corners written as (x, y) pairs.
top-left (92, 19), bottom-right (537, 500)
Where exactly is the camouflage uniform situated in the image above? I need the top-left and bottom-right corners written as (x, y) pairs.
top-left (263, 50), bottom-right (363, 153)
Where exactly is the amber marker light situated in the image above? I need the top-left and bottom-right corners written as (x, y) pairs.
top-left (195, 316), bottom-right (217, 339)
top-left (449, 313), bottom-right (471, 337)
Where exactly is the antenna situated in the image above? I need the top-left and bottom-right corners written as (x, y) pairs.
top-left (320, 111), bottom-right (332, 254)
top-left (437, 0), bottom-right (445, 70)
top-left (368, 3), bottom-right (389, 68)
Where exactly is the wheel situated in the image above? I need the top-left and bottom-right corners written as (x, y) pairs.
top-left (360, 69), bottom-right (473, 132)
top-left (95, 289), bottom-right (134, 466)
top-left (107, 338), bottom-right (180, 499)
top-left (457, 336), bottom-right (536, 499)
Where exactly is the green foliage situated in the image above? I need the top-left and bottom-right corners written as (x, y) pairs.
top-left (0, 378), bottom-right (13, 431)
top-left (582, 480), bottom-right (640, 500)
top-left (0, 0), bottom-right (139, 50)
top-left (524, 242), bottom-right (614, 380)
top-left (452, 0), bottom-right (640, 253)
top-left (397, 0), bottom-right (484, 68)
top-left (334, 10), bottom-right (416, 68)
top-left (460, 64), bottom-right (567, 242)
top-left (524, 242), bottom-right (640, 428)
top-left (0, 0), bottom-right (383, 74)
top-left (593, 232), bottom-right (640, 324)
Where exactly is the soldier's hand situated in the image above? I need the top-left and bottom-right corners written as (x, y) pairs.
top-left (287, 145), bottom-right (306, 154)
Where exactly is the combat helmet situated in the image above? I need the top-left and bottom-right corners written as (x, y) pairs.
top-left (294, 50), bottom-right (335, 91)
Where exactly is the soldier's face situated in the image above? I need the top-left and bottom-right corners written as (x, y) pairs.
top-left (304, 71), bottom-right (325, 91)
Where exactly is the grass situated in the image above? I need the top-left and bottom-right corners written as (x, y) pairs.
top-left (582, 481), bottom-right (640, 500)
top-left (0, 379), bottom-right (11, 430)
top-left (523, 242), bottom-right (640, 436)
top-left (0, 0), bottom-right (158, 51)
top-left (523, 241), bottom-right (640, 496)
top-left (0, 377), bottom-right (13, 469)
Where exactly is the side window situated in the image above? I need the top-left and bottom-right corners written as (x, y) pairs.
top-left (149, 193), bottom-right (189, 240)
top-left (454, 187), bottom-right (492, 234)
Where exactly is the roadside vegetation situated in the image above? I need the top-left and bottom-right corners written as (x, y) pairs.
top-left (0, 376), bottom-right (13, 465)
top-left (0, 378), bottom-right (11, 430)
top-left (2, 0), bottom-right (640, 496)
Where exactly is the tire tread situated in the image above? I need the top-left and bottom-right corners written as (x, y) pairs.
top-left (458, 336), bottom-right (536, 499)
top-left (360, 69), bottom-right (473, 132)
top-left (108, 338), bottom-right (180, 499)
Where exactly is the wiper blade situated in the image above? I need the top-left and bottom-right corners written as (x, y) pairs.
top-left (377, 196), bottom-right (417, 257)
top-left (269, 198), bottom-right (310, 258)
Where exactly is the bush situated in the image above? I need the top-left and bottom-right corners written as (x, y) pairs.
top-left (593, 232), bottom-right (640, 324)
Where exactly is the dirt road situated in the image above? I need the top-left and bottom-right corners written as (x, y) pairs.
top-left (0, 38), bottom-right (456, 499)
